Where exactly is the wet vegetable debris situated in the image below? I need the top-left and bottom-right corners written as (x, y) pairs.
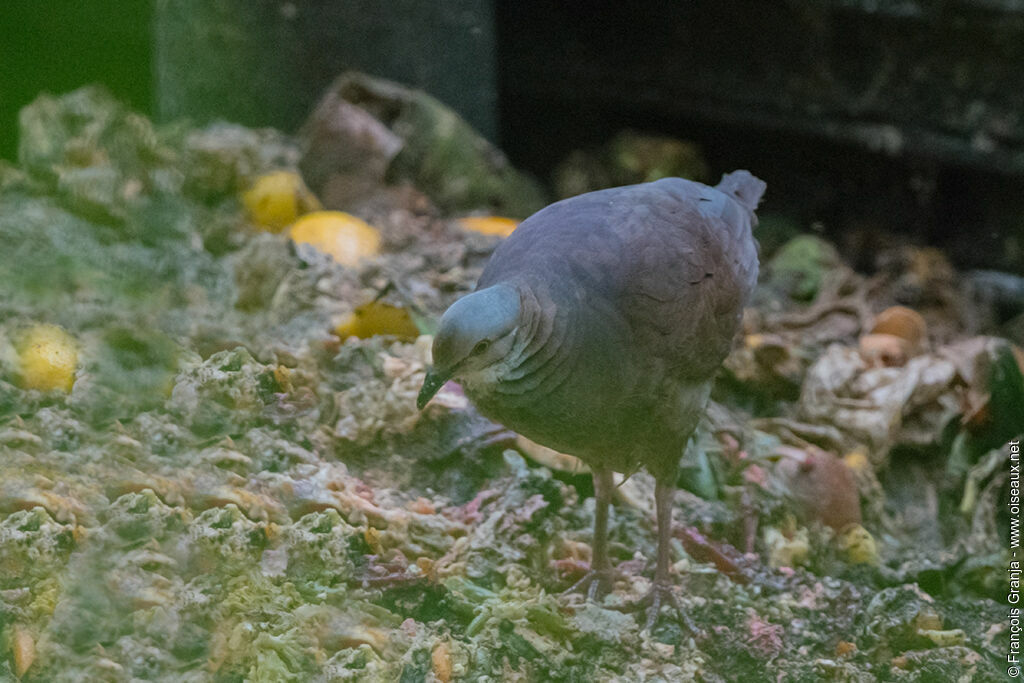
top-left (0, 78), bottom-right (1021, 681)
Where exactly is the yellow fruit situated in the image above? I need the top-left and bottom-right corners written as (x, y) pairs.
top-left (241, 170), bottom-right (321, 232)
top-left (16, 324), bottom-right (78, 392)
top-left (457, 216), bottom-right (519, 238)
top-left (863, 305), bottom-right (927, 365)
top-left (869, 305), bottom-right (926, 347)
top-left (335, 301), bottom-right (420, 340)
top-left (289, 211), bottom-right (381, 267)
top-left (838, 524), bottom-right (879, 565)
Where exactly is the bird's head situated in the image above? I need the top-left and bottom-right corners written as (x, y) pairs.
top-left (417, 284), bottom-right (521, 409)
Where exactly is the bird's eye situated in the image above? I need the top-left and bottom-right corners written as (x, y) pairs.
top-left (472, 340), bottom-right (490, 356)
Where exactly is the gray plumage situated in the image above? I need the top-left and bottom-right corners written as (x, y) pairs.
top-left (418, 170), bottom-right (764, 619)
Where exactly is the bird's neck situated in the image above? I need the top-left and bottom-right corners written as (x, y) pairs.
top-left (494, 284), bottom-right (577, 395)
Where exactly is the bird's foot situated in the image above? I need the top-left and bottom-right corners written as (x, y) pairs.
top-left (561, 567), bottom-right (618, 601)
top-left (626, 580), bottom-right (701, 635)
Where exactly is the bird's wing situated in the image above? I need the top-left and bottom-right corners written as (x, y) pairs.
top-left (479, 176), bottom-right (761, 380)
top-left (611, 177), bottom-right (759, 379)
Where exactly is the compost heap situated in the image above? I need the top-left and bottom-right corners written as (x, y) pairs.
top-left (0, 79), bottom-right (1021, 682)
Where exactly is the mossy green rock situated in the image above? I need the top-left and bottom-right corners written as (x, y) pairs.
top-left (765, 234), bottom-right (843, 301)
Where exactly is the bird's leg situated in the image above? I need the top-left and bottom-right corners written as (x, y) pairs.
top-left (591, 467), bottom-right (613, 575)
top-left (654, 477), bottom-right (674, 586)
top-left (638, 477), bottom-right (698, 633)
top-left (564, 467), bottom-right (616, 600)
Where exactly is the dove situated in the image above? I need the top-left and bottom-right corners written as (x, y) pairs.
top-left (418, 171), bottom-right (764, 625)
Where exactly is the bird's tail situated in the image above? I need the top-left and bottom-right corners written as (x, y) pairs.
top-left (716, 170), bottom-right (766, 212)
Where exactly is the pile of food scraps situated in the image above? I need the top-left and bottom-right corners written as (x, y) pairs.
top-left (0, 78), bottom-right (1020, 681)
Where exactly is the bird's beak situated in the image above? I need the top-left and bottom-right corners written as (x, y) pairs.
top-left (417, 367), bottom-right (450, 410)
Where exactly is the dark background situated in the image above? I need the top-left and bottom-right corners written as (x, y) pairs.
top-left (0, 1), bottom-right (153, 162)
top-left (2, 0), bottom-right (1021, 273)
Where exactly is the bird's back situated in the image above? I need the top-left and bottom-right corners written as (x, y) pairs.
top-left (480, 173), bottom-right (762, 380)
top-left (474, 172), bottom-right (763, 471)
